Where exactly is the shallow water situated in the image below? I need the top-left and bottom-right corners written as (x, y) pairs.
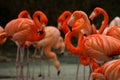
top-left (0, 56), bottom-right (91, 80)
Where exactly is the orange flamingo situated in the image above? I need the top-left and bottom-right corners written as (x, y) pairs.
top-left (31, 26), bottom-right (61, 75)
top-left (17, 10), bottom-right (33, 80)
top-left (89, 7), bottom-right (120, 46)
top-left (3, 10), bottom-right (47, 80)
top-left (89, 7), bottom-right (109, 34)
top-left (67, 10), bottom-right (100, 80)
top-left (91, 59), bottom-right (120, 80)
top-left (57, 11), bottom-right (72, 34)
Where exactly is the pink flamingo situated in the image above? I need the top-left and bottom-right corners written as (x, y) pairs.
top-left (3, 10), bottom-right (46, 80)
top-left (108, 16), bottom-right (120, 27)
top-left (31, 26), bottom-right (62, 76)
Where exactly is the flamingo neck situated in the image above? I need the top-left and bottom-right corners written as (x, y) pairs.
top-left (65, 30), bottom-right (84, 55)
top-left (33, 11), bottom-right (48, 30)
top-left (98, 10), bottom-right (109, 34)
top-left (18, 10), bottom-right (30, 18)
top-left (62, 16), bottom-right (71, 34)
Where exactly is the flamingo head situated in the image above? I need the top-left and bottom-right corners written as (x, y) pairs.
top-left (67, 11), bottom-right (87, 31)
top-left (89, 7), bottom-right (104, 20)
top-left (57, 22), bottom-right (62, 30)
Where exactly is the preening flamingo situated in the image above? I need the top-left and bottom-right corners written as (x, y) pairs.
top-left (31, 26), bottom-right (61, 75)
top-left (3, 10), bottom-right (47, 80)
top-left (91, 59), bottom-right (120, 80)
top-left (57, 11), bottom-right (72, 34)
top-left (66, 11), bottom-right (120, 65)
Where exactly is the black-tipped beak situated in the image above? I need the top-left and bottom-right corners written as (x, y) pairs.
top-left (68, 24), bottom-right (72, 31)
top-left (57, 70), bottom-right (60, 76)
top-left (89, 18), bottom-right (93, 25)
top-left (38, 30), bottom-right (44, 34)
top-left (60, 52), bottom-right (64, 56)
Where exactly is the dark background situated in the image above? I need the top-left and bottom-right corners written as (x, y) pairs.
top-left (0, 0), bottom-right (120, 57)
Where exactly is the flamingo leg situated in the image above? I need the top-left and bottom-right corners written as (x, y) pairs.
top-left (76, 61), bottom-right (80, 80)
top-left (16, 46), bottom-right (20, 80)
top-left (47, 62), bottom-right (50, 77)
top-left (20, 46), bottom-right (25, 80)
top-left (83, 66), bottom-right (86, 80)
top-left (39, 47), bottom-right (45, 78)
top-left (26, 47), bottom-right (30, 80)
top-left (31, 48), bottom-right (38, 80)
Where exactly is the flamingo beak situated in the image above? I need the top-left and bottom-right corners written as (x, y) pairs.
top-left (68, 24), bottom-right (72, 31)
top-left (37, 30), bottom-right (44, 34)
top-left (89, 18), bottom-right (93, 25)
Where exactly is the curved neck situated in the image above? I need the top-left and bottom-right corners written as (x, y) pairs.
top-left (58, 11), bottom-right (72, 34)
top-left (98, 10), bottom-right (109, 34)
top-left (33, 11), bottom-right (48, 30)
top-left (18, 10), bottom-right (31, 18)
top-left (58, 11), bottom-right (72, 22)
top-left (62, 13), bottom-right (72, 34)
top-left (65, 30), bottom-right (84, 55)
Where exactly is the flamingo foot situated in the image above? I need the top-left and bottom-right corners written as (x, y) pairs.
top-left (60, 52), bottom-right (64, 56)
top-left (38, 73), bottom-right (42, 77)
top-left (57, 70), bottom-right (60, 76)
top-left (20, 63), bottom-right (24, 80)
top-left (16, 62), bottom-right (19, 80)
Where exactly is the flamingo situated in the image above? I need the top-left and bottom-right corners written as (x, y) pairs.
top-left (30, 26), bottom-right (61, 76)
top-left (57, 11), bottom-right (72, 34)
top-left (91, 59), bottom-right (120, 80)
top-left (89, 7), bottom-right (120, 39)
top-left (17, 10), bottom-right (33, 80)
top-left (89, 7), bottom-right (109, 34)
top-left (66, 10), bottom-right (101, 80)
top-left (3, 10), bottom-right (47, 80)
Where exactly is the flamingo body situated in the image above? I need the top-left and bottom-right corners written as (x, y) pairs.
top-left (5, 18), bottom-right (45, 43)
top-left (92, 59), bottom-right (120, 80)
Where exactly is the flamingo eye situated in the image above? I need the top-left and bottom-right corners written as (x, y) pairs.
top-left (37, 30), bottom-right (44, 34)
top-left (83, 34), bottom-right (87, 37)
